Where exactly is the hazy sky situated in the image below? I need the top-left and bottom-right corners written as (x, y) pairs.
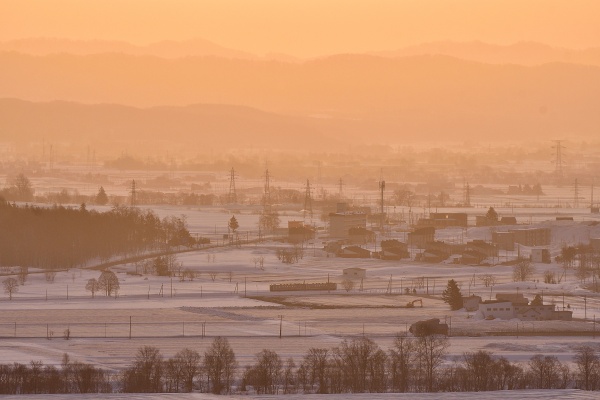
top-left (2, 0), bottom-right (600, 57)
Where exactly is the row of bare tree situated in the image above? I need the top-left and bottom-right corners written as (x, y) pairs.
top-left (0, 354), bottom-right (111, 394)
top-left (3, 335), bottom-right (600, 394)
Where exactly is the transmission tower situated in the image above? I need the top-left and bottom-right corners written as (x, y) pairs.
top-left (317, 161), bottom-right (322, 183)
top-left (303, 179), bottom-right (313, 220)
top-left (130, 179), bottom-right (137, 207)
top-left (228, 168), bottom-right (237, 204)
top-left (263, 169), bottom-right (272, 214)
top-left (464, 182), bottom-right (471, 206)
top-left (552, 140), bottom-right (566, 181)
top-left (574, 178), bottom-right (579, 208)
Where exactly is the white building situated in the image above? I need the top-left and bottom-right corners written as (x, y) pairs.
top-left (479, 301), bottom-right (515, 320)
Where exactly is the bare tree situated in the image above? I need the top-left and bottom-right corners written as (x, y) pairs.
top-left (389, 334), bottom-right (416, 392)
top-left (282, 358), bottom-right (296, 394)
top-left (415, 335), bottom-right (449, 392)
top-left (478, 274), bottom-right (496, 287)
top-left (341, 278), bottom-right (355, 292)
top-left (301, 347), bottom-right (329, 394)
top-left (45, 269), bottom-right (57, 283)
top-left (203, 337), bottom-right (237, 394)
top-left (333, 336), bottom-right (385, 393)
top-left (244, 349), bottom-right (282, 394)
top-left (513, 258), bottom-right (535, 282)
top-left (9, 173), bottom-right (34, 201)
top-left (574, 345), bottom-right (600, 390)
top-left (462, 350), bottom-right (497, 391)
top-left (527, 354), bottom-right (570, 389)
top-left (85, 278), bottom-right (100, 298)
top-left (3, 277), bottom-right (19, 300)
top-left (18, 266), bottom-right (28, 285)
top-left (174, 348), bottom-right (201, 392)
top-left (97, 270), bottom-right (120, 296)
top-left (123, 346), bottom-right (164, 393)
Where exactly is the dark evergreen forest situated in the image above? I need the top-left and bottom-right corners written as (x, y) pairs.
top-left (0, 199), bottom-right (194, 269)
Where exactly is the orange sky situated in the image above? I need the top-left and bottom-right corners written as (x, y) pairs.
top-left (2, 0), bottom-right (600, 57)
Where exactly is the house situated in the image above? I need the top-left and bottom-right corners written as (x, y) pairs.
top-left (460, 249), bottom-right (487, 265)
top-left (478, 294), bottom-right (572, 321)
top-left (511, 227), bottom-right (551, 246)
top-left (426, 241), bottom-right (463, 255)
top-left (380, 247), bottom-right (410, 260)
top-left (465, 240), bottom-right (498, 257)
top-left (348, 226), bottom-right (375, 245)
top-left (513, 304), bottom-right (570, 321)
top-left (479, 301), bottom-right (515, 320)
top-left (408, 227), bottom-right (435, 248)
top-left (329, 203), bottom-right (367, 239)
top-left (324, 241), bottom-right (343, 254)
top-left (492, 231), bottom-right (515, 251)
top-left (379, 240), bottom-right (409, 260)
top-left (343, 267), bottom-right (366, 279)
top-left (381, 239), bottom-right (406, 251)
top-left (429, 212), bottom-right (468, 228)
top-left (337, 246), bottom-right (371, 259)
top-left (590, 238), bottom-right (600, 252)
top-left (496, 293), bottom-right (528, 305)
top-left (462, 295), bottom-right (482, 312)
top-left (531, 248), bottom-right (551, 263)
top-left (416, 248), bottom-right (449, 263)
top-left (288, 221), bottom-right (315, 243)
top-left (500, 216), bottom-right (517, 225)
top-left (556, 216), bottom-right (574, 221)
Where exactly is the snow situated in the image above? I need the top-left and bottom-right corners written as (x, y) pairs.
top-left (3, 199), bottom-right (600, 394)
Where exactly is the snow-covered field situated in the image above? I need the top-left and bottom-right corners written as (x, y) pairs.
top-left (3, 197), bottom-right (600, 397)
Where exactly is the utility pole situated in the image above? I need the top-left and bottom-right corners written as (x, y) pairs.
top-left (574, 178), bottom-right (579, 208)
top-left (592, 178), bottom-right (595, 212)
top-left (130, 179), bottom-right (137, 207)
top-left (379, 180), bottom-right (385, 232)
top-left (278, 315), bottom-right (283, 338)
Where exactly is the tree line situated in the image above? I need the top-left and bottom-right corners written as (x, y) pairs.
top-left (0, 200), bottom-right (194, 269)
top-left (3, 335), bottom-right (600, 394)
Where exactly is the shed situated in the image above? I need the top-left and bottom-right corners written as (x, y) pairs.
top-left (531, 248), bottom-right (551, 263)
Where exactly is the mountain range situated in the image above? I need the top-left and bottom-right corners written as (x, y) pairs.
top-left (1, 39), bottom-right (600, 149)
top-left (3, 38), bottom-right (600, 66)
